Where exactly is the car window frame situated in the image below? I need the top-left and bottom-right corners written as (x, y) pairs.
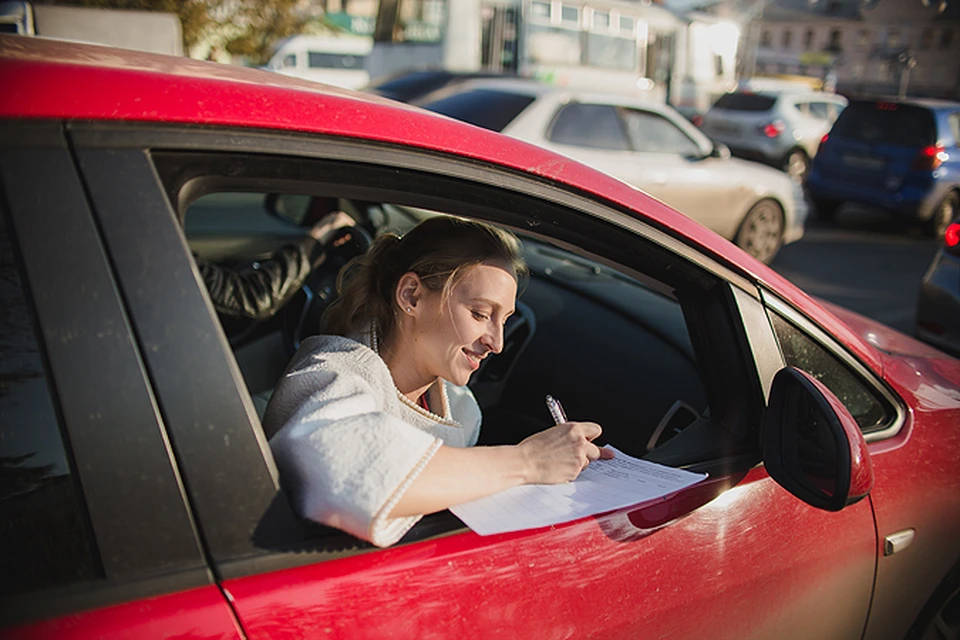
top-left (761, 290), bottom-right (905, 442)
top-left (67, 120), bottom-right (777, 581)
top-left (0, 121), bottom-right (210, 627)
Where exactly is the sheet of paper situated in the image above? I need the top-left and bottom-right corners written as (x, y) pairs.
top-left (450, 446), bottom-right (707, 536)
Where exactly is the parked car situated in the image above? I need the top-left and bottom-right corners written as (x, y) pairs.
top-left (364, 68), bottom-right (519, 103)
top-left (698, 87), bottom-right (848, 182)
top-left (416, 79), bottom-right (807, 264)
top-left (3, 36), bottom-right (960, 640)
top-left (807, 97), bottom-right (960, 237)
top-left (916, 216), bottom-right (960, 356)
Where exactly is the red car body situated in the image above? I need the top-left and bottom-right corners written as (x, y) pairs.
top-left (1, 37), bottom-right (959, 640)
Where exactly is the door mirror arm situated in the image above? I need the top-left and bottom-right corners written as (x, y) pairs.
top-left (710, 142), bottom-right (731, 160)
top-left (761, 367), bottom-right (874, 511)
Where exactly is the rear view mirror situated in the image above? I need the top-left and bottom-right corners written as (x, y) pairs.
top-left (762, 367), bottom-right (873, 511)
top-left (264, 193), bottom-right (313, 226)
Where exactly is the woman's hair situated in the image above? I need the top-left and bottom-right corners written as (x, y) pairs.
top-left (321, 216), bottom-right (527, 343)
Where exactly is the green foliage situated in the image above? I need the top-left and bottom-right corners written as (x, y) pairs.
top-left (45, 0), bottom-right (309, 63)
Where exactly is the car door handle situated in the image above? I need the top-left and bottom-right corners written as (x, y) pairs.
top-left (883, 529), bottom-right (915, 556)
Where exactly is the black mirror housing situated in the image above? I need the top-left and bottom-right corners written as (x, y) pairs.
top-left (762, 367), bottom-right (874, 512)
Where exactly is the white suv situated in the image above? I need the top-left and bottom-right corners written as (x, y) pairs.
top-left (699, 87), bottom-right (847, 182)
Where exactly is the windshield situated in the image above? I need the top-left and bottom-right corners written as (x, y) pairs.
top-left (713, 93), bottom-right (777, 112)
top-left (418, 89), bottom-right (536, 132)
top-left (831, 102), bottom-right (937, 147)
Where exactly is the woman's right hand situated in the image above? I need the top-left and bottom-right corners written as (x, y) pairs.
top-left (517, 422), bottom-right (614, 485)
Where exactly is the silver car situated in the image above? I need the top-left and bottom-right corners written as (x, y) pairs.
top-left (417, 79), bottom-right (806, 264)
top-left (699, 87), bottom-right (848, 182)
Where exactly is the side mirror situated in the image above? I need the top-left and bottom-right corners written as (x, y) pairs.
top-left (762, 367), bottom-right (873, 511)
top-left (264, 193), bottom-right (314, 226)
top-left (710, 142), bottom-right (731, 159)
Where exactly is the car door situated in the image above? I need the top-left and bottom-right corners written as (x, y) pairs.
top-left (0, 123), bottom-right (242, 639)
top-left (67, 122), bottom-right (881, 639)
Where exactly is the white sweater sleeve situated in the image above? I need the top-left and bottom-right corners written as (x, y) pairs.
top-left (265, 342), bottom-right (442, 547)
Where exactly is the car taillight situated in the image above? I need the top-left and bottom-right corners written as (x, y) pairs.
top-left (817, 133), bottom-right (829, 154)
top-left (691, 114), bottom-right (703, 127)
top-left (760, 120), bottom-right (785, 138)
top-left (912, 145), bottom-right (947, 171)
top-left (946, 222), bottom-right (960, 256)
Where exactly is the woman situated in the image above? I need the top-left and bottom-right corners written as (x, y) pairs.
top-left (264, 216), bottom-right (611, 547)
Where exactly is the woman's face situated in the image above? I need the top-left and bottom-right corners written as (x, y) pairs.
top-left (410, 261), bottom-right (517, 387)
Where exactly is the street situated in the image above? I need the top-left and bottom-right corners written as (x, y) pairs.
top-left (770, 204), bottom-right (940, 336)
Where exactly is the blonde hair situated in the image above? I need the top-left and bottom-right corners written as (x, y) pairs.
top-left (322, 216), bottom-right (527, 345)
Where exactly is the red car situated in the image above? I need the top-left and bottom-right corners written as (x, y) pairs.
top-left (1, 37), bottom-right (959, 640)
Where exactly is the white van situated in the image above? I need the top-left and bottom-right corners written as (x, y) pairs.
top-left (265, 34), bottom-right (372, 89)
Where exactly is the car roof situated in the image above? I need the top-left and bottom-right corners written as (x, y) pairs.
top-left (848, 96), bottom-right (960, 112)
top-left (0, 35), bottom-right (885, 373)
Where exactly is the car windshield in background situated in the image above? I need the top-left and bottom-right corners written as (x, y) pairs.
top-left (831, 103), bottom-right (937, 147)
top-left (307, 52), bottom-right (365, 69)
top-left (418, 89), bottom-right (536, 132)
top-left (713, 92), bottom-right (777, 111)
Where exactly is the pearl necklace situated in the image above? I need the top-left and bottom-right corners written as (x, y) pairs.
top-left (369, 325), bottom-right (460, 427)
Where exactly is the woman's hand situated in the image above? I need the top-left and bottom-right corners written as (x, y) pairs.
top-left (517, 422), bottom-right (615, 485)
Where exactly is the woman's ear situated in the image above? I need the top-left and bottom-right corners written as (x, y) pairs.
top-left (395, 272), bottom-right (422, 315)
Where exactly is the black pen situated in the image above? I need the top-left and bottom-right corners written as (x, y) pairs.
top-left (545, 394), bottom-right (567, 425)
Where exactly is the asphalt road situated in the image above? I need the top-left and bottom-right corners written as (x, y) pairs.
top-left (770, 205), bottom-right (940, 336)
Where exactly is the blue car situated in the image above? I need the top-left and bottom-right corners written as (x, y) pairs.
top-left (807, 98), bottom-right (960, 237)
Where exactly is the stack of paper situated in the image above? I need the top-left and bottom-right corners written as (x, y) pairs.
top-left (450, 446), bottom-right (707, 535)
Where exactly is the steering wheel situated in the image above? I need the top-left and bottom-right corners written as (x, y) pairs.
top-left (282, 224), bottom-right (373, 355)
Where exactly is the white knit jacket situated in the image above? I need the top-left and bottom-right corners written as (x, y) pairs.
top-left (263, 333), bottom-right (482, 547)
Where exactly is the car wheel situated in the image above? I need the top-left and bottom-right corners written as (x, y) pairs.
top-left (735, 199), bottom-right (784, 264)
top-left (905, 560), bottom-right (960, 640)
top-left (812, 197), bottom-right (841, 223)
top-left (925, 191), bottom-right (958, 238)
top-left (783, 149), bottom-right (810, 183)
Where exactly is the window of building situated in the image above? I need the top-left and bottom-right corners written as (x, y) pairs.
top-left (560, 4), bottom-right (580, 25)
top-left (857, 29), bottom-right (870, 49)
top-left (592, 9), bottom-right (610, 30)
top-left (782, 29), bottom-right (793, 49)
top-left (941, 29), bottom-right (954, 49)
top-left (803, 28), bottom-right (815, 50)
top-left (887, 28), bottom-right (901, 48)
top-left (920, 28), bottom-right (933, 50)
top-left (828, 28), bottom-right (842, 52)
top-left (761, 30), bottom-right (771, 47)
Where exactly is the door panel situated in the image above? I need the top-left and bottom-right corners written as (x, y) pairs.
top-left (225, 469), bottom-right (875, 639)
top-left (4, 587), bottom-right (244, 640)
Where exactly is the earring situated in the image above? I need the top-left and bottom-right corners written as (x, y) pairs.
top-left (406, 307), bottom-right (412, 313)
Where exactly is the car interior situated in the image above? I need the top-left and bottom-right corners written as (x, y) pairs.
top-left (162, 150), bottom-right (768, 549)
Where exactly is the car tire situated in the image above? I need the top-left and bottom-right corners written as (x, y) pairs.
top-left (812, 197), bottom-right (842, 223)
top-left (735, 199), bottom-right (784, 264)
top-left (783, 149), bottom-right (810, 183)
top-left (905, 559), bottom-right (960, 640)
top-left (925, 191), bottom-right (958, 238)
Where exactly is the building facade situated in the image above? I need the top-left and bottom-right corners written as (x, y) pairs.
top-left (753, 0), bottom-right (960, 99)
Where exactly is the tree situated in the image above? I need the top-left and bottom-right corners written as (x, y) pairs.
top-left (46, 0), bottom-right (309, 64)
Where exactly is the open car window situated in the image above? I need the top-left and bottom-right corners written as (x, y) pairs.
top-left (147, 146), bottom-right (768, 569)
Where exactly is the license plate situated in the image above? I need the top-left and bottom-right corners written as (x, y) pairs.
top-left (841, 152), bottom-right (885, 171)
